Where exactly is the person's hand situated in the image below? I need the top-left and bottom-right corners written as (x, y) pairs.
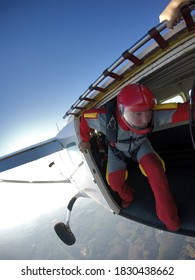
top-left (78, 141), bottom-right (90, 153)
top-left (159, 0), bottom-right (190, 29)
top-left (159, 6), bottom-right (181, 29)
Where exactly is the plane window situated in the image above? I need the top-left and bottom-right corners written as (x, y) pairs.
top-left (162, 95), bottom-right (184, 104)
top-left (66, 142), bottom-right (83, 166)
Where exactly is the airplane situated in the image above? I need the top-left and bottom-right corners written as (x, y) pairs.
top-left (0, 3), bottom-right (195, 246)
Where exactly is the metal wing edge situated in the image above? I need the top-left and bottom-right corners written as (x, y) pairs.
top-left (0, 138), bottom-right (64, 173)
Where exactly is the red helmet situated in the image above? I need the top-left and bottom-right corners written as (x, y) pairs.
top-left (117, 84), bottom-right (155, 112)
top-left (117, 84), bottom-right (155, 134)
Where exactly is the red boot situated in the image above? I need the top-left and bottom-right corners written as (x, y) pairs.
top-left (108, 170), bottom-right (134, 208)
top-left (120, 182), bottom-right (134, 208)
top-left (139, 153), bottom-right (181, 231)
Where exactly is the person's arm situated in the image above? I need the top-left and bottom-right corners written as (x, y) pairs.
top-left (172, 101), bottom-right (190, 123)
top-left (79, 108), bottom-right (106, 153)
top-left (155, 101), bottom-right (189, 125)
top-left (159, 0), bottom-right (190, 29)
top-left (79, 114), bottom-right (92, 152)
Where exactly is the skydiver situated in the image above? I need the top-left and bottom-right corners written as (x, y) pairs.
top-left (79, 84), bottom-right (189, 232)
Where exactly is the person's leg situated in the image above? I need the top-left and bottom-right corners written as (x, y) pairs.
top-left (138, 141), bottom-right (180, 231)
top-left (107, 147), bottom-right (134, 208)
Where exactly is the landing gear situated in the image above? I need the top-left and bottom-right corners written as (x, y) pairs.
top-left (54, 192), bottom-right (87, 246)
top-left (54, 222), bottom-right (76, 246)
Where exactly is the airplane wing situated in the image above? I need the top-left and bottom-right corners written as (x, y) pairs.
top-left (0, 138), bottom-right (64, 173)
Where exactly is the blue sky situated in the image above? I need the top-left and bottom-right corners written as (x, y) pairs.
top-left (0, 0), bottom-right (170, 156)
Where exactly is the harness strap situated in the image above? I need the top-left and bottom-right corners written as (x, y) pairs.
top-left (109, 144), bottom-right (130, 163)
top-left (105, 98), bottom-right (118, 143)
top-left (109, 143), bottom-right (139, 163)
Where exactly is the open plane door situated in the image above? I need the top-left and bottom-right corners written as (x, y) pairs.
top-left (189, 79), bottom-right (195, 149)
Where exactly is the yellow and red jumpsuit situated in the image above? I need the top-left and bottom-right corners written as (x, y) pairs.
top-left (80, 102), bottom-right (189, 231)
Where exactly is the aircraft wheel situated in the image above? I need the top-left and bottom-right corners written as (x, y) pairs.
top-left (54, 222), bottom-right (76, 246)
